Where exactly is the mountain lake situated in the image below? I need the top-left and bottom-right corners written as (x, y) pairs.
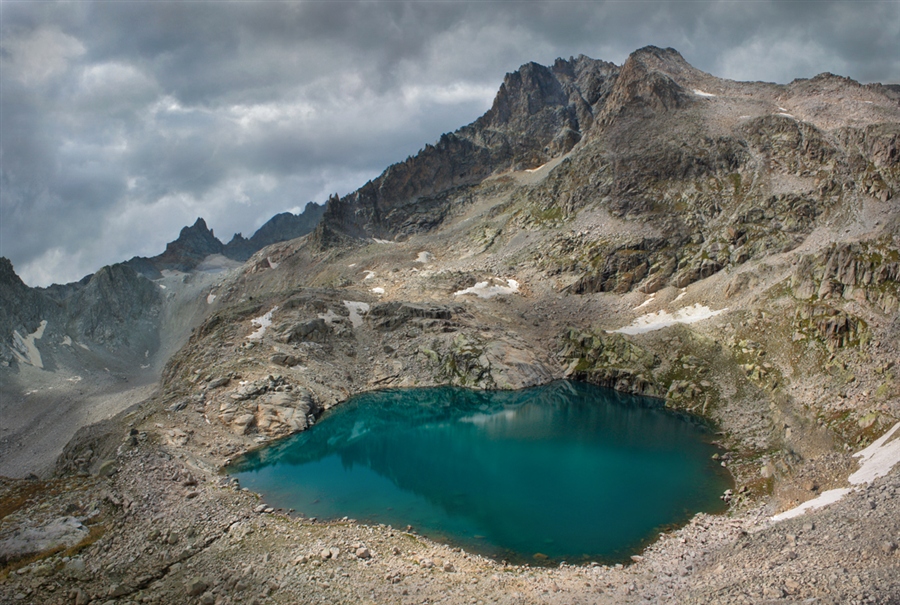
top-left (227, 380), bottom-right (732, 564)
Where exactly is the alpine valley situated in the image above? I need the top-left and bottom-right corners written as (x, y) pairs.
top-left (1, 47), bottom-right (899, 604)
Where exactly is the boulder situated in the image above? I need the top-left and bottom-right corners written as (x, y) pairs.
top-left (279, 318), bottom-right (330, 343)
top-left (0, 517), bottom-right (88, 564)
top-left (185, 577), bottom-right (209, 597)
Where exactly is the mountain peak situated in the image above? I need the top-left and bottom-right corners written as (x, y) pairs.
top-left (183, 217), bottom-right (215, 238)
top-left (597, 46), bottom-right (694, 121)
top-left (0, 257), bottom-right (24, 288)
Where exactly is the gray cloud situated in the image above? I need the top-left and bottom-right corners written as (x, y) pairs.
top-left (2, 1), bottom-right (898, 286)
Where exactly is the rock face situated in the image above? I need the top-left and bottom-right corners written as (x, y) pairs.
top-left (0, 257), bottom-right (58, 366)
top-left (152, 218), bottom-right (225, 273)
top-left (0, 258), bottom-right (162, 367)
top-left (316, 54), bottom-right (620, 243)
top-left (67, 263), bottom-right (163, 352)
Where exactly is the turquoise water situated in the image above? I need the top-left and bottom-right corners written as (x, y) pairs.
top-left (228, 381), bottom-right (731, 564)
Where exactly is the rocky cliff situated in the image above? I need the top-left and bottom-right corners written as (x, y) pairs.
top-left (316, 54), bottom-right (620, 243)
top-left (0, 258), bottom-right (163, 368)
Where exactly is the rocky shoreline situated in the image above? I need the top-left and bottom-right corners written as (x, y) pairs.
top-left (1, 411), bottom-right (897, 604)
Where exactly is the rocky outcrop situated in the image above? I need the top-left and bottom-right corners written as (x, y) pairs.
top-left (558, 329), bottom-right (661, 397)
top-left (215, 376), bottom-right (319, 437)
top-left (0, 516), bottom-right (89, 565)
top-left (791, 242), bottom-right (900, 314)
top-left (422, 332), bottom-right (553, 390)
top-left (368, 302), bottom-right (458, 331)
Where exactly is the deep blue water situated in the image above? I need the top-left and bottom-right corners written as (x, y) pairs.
top-left (228, 381), bottom-right (731, 564)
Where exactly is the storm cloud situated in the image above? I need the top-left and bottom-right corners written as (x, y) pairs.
top-left (2, 1), bottom-right (898, 286)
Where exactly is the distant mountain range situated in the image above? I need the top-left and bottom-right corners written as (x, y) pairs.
top-left (0, 201), bottom-right (325, 366)
top-left (125, 201), bottom-right (326, 278)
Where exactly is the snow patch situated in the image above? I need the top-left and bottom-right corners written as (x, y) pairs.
top-left (343, 301), bottom-right (370, 328)
top-left (363, 271), bottom-right (376, 280)
top-left (776, 112), bottom-right (794, 118)
top-left (159, 284), bottom-right (167, 290)
top-left (634, 294), bottom-right (656, 310)
top-left (693, 89), bottom-right (715, 97)
top-left (207, 293), bottom-right (217, 305)
top-left (848, 421), bottom-right (900, 485)
top-left (61, 336), bottom-right (73, 347)
top-left (372, 238), bottom-right (394, 245)
top-left (267, 257), bottom-right (279, 269)
top-left (371, 287), bottom-right (385, 295)
top-left (771, 488), bottom-right (853, 521)
top-left (525, 162), bottom-right (549, 173)
top-left (247, 307), bottom-right (278, 340)
top-left (454, 278), bottom-right (520, 299)
top-left (610, 304), bottom-right (727, 335)
top-left (416, 251), bottom-right (433, 264)
top-left (12, 320), bottom-right (48, 369)
top-left (772, 421), bottom-right (900, 521)
top-left (674, 289), bottom-right (687, 302)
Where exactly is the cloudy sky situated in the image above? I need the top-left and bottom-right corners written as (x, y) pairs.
top-left (2, 1), bottom-right (898, 286)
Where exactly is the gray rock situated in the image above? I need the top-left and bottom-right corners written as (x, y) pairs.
top-left (167, 400), bottom-right (189, 412)
top-left (71, 588), bottom-right (88, 605)
top-left (207, 376), bottom-right (231, 389)
top-left (185, 577), bottom-right (209, 597)
top-left (65, 558), bottom-right (86, 574)
top-left (97, 459), bottom-right (117, 477)
top-left (0, 516), bottom-right (88, 564)
top-left (279, 318), bottom-right (330, 344)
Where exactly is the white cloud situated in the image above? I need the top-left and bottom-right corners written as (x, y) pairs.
top-left (0, 26), bottom-right (85, 86)
top-left (76, 62), bottom-right (159, 112)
